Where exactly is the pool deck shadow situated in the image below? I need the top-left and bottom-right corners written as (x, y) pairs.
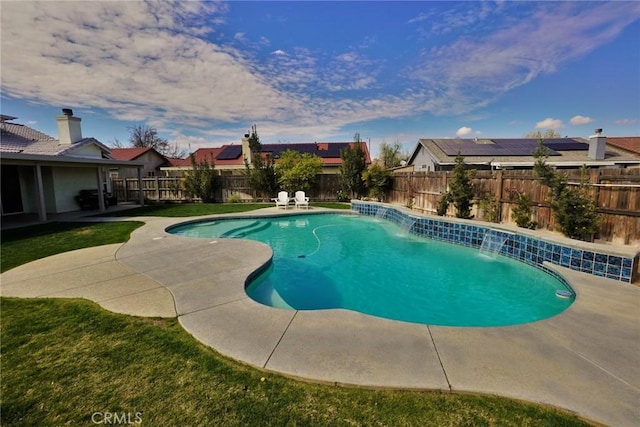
top-left (1, 207), bottom-right (638, 426)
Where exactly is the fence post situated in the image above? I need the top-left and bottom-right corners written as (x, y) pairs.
top-left (591, 168), bottom-right (600, 205)
top-left (496, 170), bottom-right (503, 222)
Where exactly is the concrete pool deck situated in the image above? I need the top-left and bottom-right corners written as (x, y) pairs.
top-left (1, 208), bottom-right (638, 426)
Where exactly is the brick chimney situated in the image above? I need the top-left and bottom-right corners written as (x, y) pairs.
top-left (241, 133), bottom-right (252, 165)
top-left (588, 128), bottom-right (606, 160)
top-left (56, 108), bottom-right (82, 145)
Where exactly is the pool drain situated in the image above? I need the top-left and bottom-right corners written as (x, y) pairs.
top-left (555, 290), bottom-right (573, 299)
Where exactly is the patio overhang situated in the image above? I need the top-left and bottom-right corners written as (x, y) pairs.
top-left (1, 153), bottom-right (146, 221)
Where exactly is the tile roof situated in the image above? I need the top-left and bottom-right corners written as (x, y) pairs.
top-left (111, 147), bottom-right (155, 161)
top-left (164, 141), bottom-right (371, 169)
top-left (1, 122), bottom-right (57, 153)
top-left (0, 119), bottom-right (110, 157)
top-left (165, 157), bottom-right (192, 167)
top-left (606, 137), bottom-right (640, 155)
top-left (410, 137), bottom-right (640, 167)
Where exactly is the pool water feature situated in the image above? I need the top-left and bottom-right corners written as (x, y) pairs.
top-left (479, 229), bottom-right (512, 259)
top-left (169, 214), bottom-right (574, 327)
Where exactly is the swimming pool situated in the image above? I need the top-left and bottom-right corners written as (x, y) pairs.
top-left (169, 213), bottom-right (574, 327)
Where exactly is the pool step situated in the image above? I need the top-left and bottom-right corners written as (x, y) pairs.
top-left (221, 221), bottom-right (271, 238)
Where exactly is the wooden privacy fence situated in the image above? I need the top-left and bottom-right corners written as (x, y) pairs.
top-left (389, 168), bottom-right (640, 245)
top-left (111, 174), bottom-right (343, 204)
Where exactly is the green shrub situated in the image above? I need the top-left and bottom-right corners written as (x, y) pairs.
top-left (478, 193), bottom-right (500, 223)
top-left (336, 190), bottom-right (350, 202)
top-left (363, 164), bottom-right (392, 202)
top-left (533, 144), bottom-right (599, 241)
top-left (183, 155), bottom-right (217, 202)
top-left (276, 150), bottom-right (323, 194)
top-left (511, 192), bottom-right (537, 229)
top-left (436, 192), bottom-right (451, 216)
top-left (449, 154), bottom-right (475, 219)
top-left (552, 185), bottom-right (600, 240)
top-left (339, 138), bottom-right (368, 199)
top-left (226, 193), bottom-right (242, 203)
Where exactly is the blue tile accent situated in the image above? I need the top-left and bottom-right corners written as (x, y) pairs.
top-left (606, 265), bottom-right (621, 277)
top-left (608, 256), bottom-right (622, 267)
top-left (351, 202), bottom-right (637, 284)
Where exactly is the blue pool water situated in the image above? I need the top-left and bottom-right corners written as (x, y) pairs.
top-left (169, 214), bottom-right (574, 327)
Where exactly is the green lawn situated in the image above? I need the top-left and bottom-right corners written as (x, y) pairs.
top-left (101, 201), bottom-right (351, 217)
top-left (1, 221), bottom-right (143, 273)
top-left (0, 217), bottom-right (590, 426)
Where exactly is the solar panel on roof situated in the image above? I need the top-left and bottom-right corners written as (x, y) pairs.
top-left (216, 145), bottom-right (243, 160)
top-left (543, 141), bottom-right (589, 151)
top-left (322, 143), bottom-right (348, 157)
top-left (496, 138), bottom-right (587, 152)
top-left (433, 139), bottom-right (561, 156)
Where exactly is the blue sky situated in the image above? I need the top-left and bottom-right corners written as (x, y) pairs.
top-left (1, 1), bottom-right (639, 158)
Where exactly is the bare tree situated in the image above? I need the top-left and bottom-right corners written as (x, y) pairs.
top-left (127, 124), bottom-right (186, 158)
top-left (107, 137), bottom-right (126, 148)
top-left (524, 129), bottom-right (561, 139)
top-left (378, 141), bottom-right (407, 168)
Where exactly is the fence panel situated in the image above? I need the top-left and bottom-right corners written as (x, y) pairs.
top-left (112, 173), bottom-right (344, 204)
top-left (112, 168), bottom-right (640, 244)
top-left (390, 168), bottom-right (640, 245)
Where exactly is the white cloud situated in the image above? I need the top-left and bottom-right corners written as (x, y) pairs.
top-left (535, 118), bottom-right (564, 130)
top-left (456, 126), bottom-right (473, 137)
top-left (614, 118), bottom-right (639, 126)
top-left (409, 2), bottom-right (640, 115)
top-left (1, 1), bottom-right (291, 126)
top-left (0, 1), bottom-right (419, 149)
top-left (413, 2), bottom-right (496, 36)
top-left (570, 115), bottom-right (594, 125)
top-left (1, 1), bottom-right (637, 152)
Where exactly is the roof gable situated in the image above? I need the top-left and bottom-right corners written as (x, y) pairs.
top-left (0, 119), bottom-right (111, 158)
top-left (174, 141), bottom-right (371, 169)
top-left (1, 122), bottom-right (56, 153)
top-left (110, 147), bottom-right (167, 161)
top-left (606, 137), bottom-right (640, 155)
top-left (409, 137), bottom-right (640, 168)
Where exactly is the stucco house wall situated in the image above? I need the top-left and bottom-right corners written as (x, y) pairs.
top-left (52, 167), bottom-right (98, 212)
top-left (1, 109), bottom-right (145, 221)
top-left (69, 143), bottom-right (104, 158)
top-left (411, 146), bottom-right (437, 171)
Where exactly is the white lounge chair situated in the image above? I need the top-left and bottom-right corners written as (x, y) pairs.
top-left (272, 191), bottom-right (290, 209)
top-left (294, 191), bottom-right (310, 209)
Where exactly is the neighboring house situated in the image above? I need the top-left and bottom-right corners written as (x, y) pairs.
top-left (161, 134), bottom-right (371, 176)
top-left (0, 109), bottom-right (144, 221)
top-left (406, 133), bottom-right (640, 172)
top-left (110, 147), bottom-right (169, 178)
top-left (605, 137), bottom-right (640, 167)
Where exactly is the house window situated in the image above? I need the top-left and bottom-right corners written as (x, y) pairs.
top-left (147, 171), bottom-right (155, 177)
